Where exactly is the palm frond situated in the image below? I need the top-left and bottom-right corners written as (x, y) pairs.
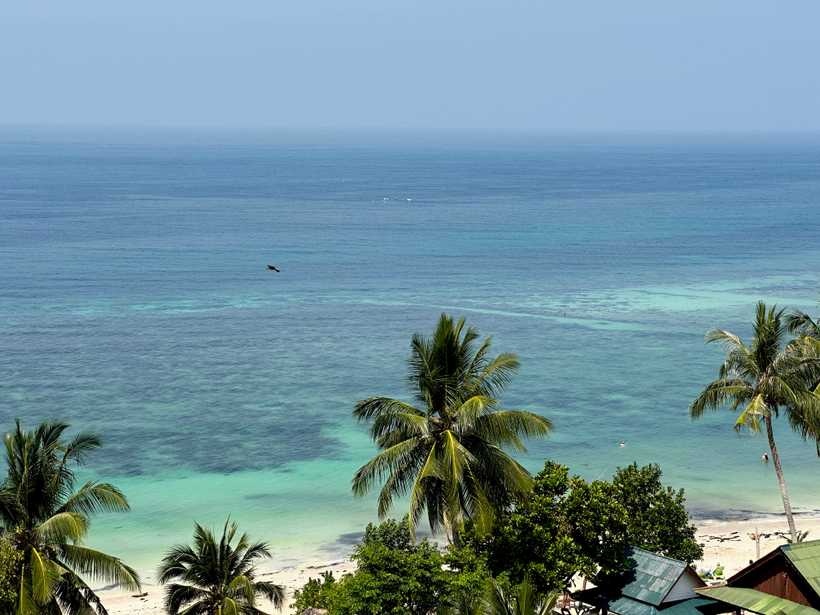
top-left (58, 482), bottom-right (130, 516)
top-left (36, 511), bottom-right (88, 545)
top-left (786, 310), bottom-right (820, 337)
top-left (473, 410), bottom-right (552, 451)
top-left (690, 379), bottom-right (753, 418)
top-left (163, 583), bottom-right (209, 615)
top-left (58, 545), bottom-right (141, 592)
top-left (352, 437), bottom-right (425, 497)
top-left (253, 580), bottom-right (285, 608)
top-left (735, 394), bottom-right (769, 432)
top-left (29, 546), bottom-right (65, 605)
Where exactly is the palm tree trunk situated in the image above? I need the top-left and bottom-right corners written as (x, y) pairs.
top-left (764, 413), bottom-right (797, 542)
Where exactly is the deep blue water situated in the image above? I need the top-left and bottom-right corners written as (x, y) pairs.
top-left (2, 132), bottom-right (820, 570)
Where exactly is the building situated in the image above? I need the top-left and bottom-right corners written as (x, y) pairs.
top-left (696, 540), bottom-right (820, 615)
top-left (573, 547), bottom-right (732, 615)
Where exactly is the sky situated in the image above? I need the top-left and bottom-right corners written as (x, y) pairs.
top-left (2, 1), bottom-right (819, 134)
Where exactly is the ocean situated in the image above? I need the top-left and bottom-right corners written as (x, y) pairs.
top-left (2, 131), bottom-right (820, 575)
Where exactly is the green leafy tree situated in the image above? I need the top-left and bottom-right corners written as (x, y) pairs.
top-left (0, 420), bottom-right (140, 614)
top-left (469, 461), bottom-right (700, 595)
top-left (352, 314), bottom-right (552, 539)
top-left (466, 462), bottom-right (601, 596)
top-left (291, 572), bottom-right (336, 614)
top-left (293, 518), bottom-right (460, 615)
top-left (0, 535), bottom-right (22, 614)
top-left (610, 463), bottom-right (701, 564)
top-left (442, 538), bottom-right (493, 611)
top-left (691, 302), bottom-right (820, 541)
top-left (334, 519), bottom-right (452, 615)
top-left (158, 519), bottom-right (284, 615)
top-left (562, 476), bottom-right (631, 586)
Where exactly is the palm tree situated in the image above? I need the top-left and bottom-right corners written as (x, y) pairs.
top-left (787, 308), bottom-right (820, 388)
top-left (0, 420), bottom-right (140, 615)
top-left (158, 519), bottom-right (284, 615)
top-left (446, 578), bottom-right (557, 615)
top-left (690, 303), bottom-right (820, 541)
top-left (352, 313), bottom-right (552, 540)
top-left (481, 578), bottom-right (558, 615)
top-left (448, 578), bottom-right (558, 615)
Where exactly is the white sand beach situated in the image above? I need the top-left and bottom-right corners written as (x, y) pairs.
top-left (97, 515), bottom-right (820, 614)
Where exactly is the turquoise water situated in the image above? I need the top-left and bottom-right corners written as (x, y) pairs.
top-left (2, 133), bottom-right (820, 575)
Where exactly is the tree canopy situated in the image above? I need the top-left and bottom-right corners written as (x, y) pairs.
top-left (463, 461), bottom-right (702, 595)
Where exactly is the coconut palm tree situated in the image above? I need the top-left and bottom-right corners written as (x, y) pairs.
top-left (481, 578), bottom-right (558, 615)
top-left (445, 578), bottom-right (557, 615)
top-left (787, 308), bottom-right (820, 388)
top-left (0, 419), bottom-right (140, 615)
top-left (158, 519), bottom-right (284, 615)
top-left (690, 303), bottom-right (820, 541)
top-left (352, 314), bottom-right (552, 540)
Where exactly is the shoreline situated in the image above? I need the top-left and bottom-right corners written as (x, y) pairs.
top-left (97, 514), bottom-right (820, 614)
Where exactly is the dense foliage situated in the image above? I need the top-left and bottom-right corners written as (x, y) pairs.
top-left (611, 463), bottom-right (701, 564)
top-left (0, 535), bottom-right (22, 614)
top-left (297, 461), bottom-right (700, 613)
top-left (462, 461), bottom-right (702, 595)
top-left (294, 518), bottom-right (463, 615)
top-left (158, 519), bottom-right (284, 615)
top-left (352, 314), bottom-right (552, 539)
top-left (478, 577), bottom-right (557, 615)
top-left (0, 420), bottom-right (140, 614)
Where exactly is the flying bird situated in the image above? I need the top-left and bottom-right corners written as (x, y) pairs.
top-left (267, 264), bottom-right (280, 272)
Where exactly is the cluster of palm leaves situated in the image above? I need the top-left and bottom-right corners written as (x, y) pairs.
top-left (159, 520), bottom-right (284, 615)
top-left (0, 420), bottom-right (140, 614)
top-left (352, 314), bottom-right (552, 539)
top-left (691, 302), bottom-right (820, 541)
top-left (445, 578), bottom-right (557, 615)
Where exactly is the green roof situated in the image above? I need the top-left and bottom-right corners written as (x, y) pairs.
top-left (573, 591), bottom-right (730, 615)
top-left (697, 586), bottom-right (820, 615)
top-left (660, 597), bottom-right (733, 615)
top-left (621, 547), bottom-right (689, 606)
top-left (608, 595), bottom-right (659, 615)
top-left (783, 541), bottom-right (820, 600)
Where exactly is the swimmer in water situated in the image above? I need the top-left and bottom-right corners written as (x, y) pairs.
top-left (619, 441), bottom-right (625, 448)
top-left (761, 452), bottom-right (769, 463)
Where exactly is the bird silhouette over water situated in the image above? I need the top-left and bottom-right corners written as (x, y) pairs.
top-left (267, 264), bottom-right (280, 272)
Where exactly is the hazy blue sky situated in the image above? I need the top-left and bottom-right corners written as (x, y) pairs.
top-left (3, 1), bottom-right (819, 133)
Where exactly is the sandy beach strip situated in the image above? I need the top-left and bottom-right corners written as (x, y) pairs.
top-left (97, 515), bottom-right (820, 614)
